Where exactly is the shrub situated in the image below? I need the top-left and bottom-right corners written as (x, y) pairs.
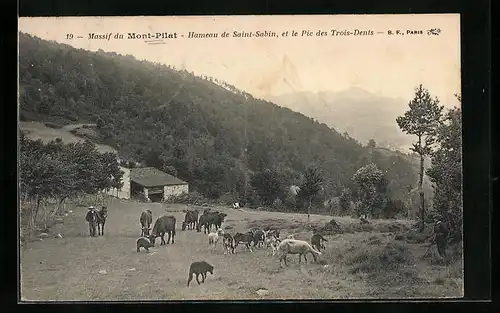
top-left (347, 241), bottom-right (414, 274)
top-left (165, 191), bottom-right (210, 205)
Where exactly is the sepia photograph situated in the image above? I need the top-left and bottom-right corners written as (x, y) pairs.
top-left (18, 14), bottom-right (463, 301)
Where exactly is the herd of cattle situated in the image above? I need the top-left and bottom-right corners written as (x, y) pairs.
top-left (132, 207), bottom-right (330, 268)
top-left (85, 206), bottom-right (330, 272)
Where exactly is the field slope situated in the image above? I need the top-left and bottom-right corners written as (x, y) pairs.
top-left (20, 200), bottom-right (463, 301)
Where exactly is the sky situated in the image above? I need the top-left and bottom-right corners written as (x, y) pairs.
top-left (18, 14), bottom-right (461, 108)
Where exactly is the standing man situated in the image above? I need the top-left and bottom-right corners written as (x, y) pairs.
top-left (434, 218), bottom-right (450, 260)
top-left (85, 206), bottom-right (97, 237)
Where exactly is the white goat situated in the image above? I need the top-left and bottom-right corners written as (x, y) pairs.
top-left (265, 236), bottom-right (281, 256)
top-left (208, 228), bottom-right (224, 250)
top-left (276, 239), bottom-right (322, 267)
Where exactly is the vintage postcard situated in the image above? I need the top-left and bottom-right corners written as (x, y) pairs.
top-left (18, 14), bottom-right (463, 301)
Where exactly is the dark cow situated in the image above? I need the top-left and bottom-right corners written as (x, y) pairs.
top-left (207, 211), bottom-right (227, 232)
top-left (197, 211), bottom-right (227, 233)
top-left (233, 232), bottom-right (255, 252)
top-left (96, 206), bottom-right (108, 236)
top-left (197, 214), bottom-right (210, 233)
top-left (150, 215), bottom-right (176, 245)
top-left (182, 209), bottom-right (199, 231)
top-left (140, 210), bottom-right (153, 236)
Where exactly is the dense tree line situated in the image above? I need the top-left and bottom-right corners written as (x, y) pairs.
top-left (426, 101), bottom-right (462, 242)
top-left (20, 132), bottom-right (124, 230)
top-left (18, 32), bottom-right (419, 212)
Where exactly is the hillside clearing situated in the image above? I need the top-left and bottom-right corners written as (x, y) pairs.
top-left (20, 200), bottom-right (463, 301)
top-left (19, 121), bottom-right (116, 154)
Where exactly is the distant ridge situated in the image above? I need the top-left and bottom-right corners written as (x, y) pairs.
top-left (18, 32), bottom-right (419, 202)
top-left (268, 88), bottom-right (414, 151)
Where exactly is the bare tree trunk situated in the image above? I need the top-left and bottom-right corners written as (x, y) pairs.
top-left (51, 197), bottom-right (66, 218)
top-left (28, 199), bottom-right (36, 235)
top-left (418, 146), bottom-right (425, 232)
top-left (307, 198), bottom-right (311, 223)
top-left (34, 197), bottom-right (41, 225)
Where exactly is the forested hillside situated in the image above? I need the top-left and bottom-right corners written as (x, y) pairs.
top-left (18, 32), bottom-right (419, 209)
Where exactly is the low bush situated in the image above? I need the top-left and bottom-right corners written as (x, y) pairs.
top-left (165, 191), bottom-right (211, 206)
top-left (347, 241), bottom-right (415, 274)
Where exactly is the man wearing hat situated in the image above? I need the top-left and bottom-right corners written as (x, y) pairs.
top-left (85, 206), bottom-right (97, 237)
top-left (434, 218), bottom-right (450, 260)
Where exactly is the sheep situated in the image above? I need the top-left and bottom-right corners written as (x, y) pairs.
top-left (276, 239), bottom-right (322, 267)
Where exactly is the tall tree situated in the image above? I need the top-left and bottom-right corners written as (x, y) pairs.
top-left (396, 85), bottom-right (444, 232)
top-left (297, 165), bottom-right (324, 222)
top-left (352, 163), bottom-right (387, 217)
top-left (427, 95), bottom-right (462, 242)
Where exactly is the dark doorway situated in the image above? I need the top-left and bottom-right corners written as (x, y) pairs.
top-left (149, 193), bottom-right (163, 202)
top-left (147, 187), bottom-right (164, 203)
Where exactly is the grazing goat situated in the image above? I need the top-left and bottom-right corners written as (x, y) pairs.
top-left (232, 202), bottom-right (240, 209)
top-left (252, 229), bottom-right (266, 248)
top-left (277, 239), bottom-right (322, 267)
top-left (268, 229), bottom-right (280, 239)
top-left (208, 228), bottom-right (224, 250)
top-left (96, 206), bottom-right (108, 236)
top-left (222, 233), bottom-right (236, 255)
top-left (140, 209), bottom-right (153, 236)
top-left (182, 209), bottom-right (199, 231)
top-left (85, 207), bottom-right (98, 237)
top-left (150, 215), bottom-right (176, 245)
top-left (233, 232), bottom-right (255, 253)
top-left (311, 233), bottom-right (328, 251)
top-left (264, 235), bottom-right (281, 256)
top-left (136, 236), bottom-right (154, 252)
top-left (187, 261), bottom-right (214, 287)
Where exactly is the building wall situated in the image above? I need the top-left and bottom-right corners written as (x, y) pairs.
top-left (105, 166), bottom-right (131, 200)
top-left (163, 184), bottom-right (189, 200)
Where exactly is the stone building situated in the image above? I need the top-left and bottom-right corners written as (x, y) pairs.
top-left (130, 167), bottom-right (189, 202)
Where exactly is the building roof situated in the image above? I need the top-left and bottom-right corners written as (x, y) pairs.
top-left (130, 167), bottom-right (188, 187)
